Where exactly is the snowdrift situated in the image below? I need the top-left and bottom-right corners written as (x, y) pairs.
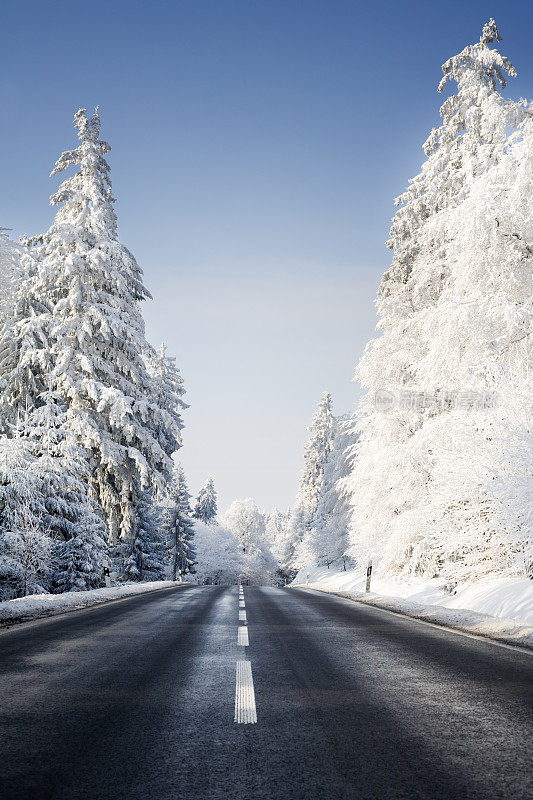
top-left (0, 581), bottom-right (180, 625)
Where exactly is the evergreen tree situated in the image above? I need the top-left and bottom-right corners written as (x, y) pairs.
top-left (120, 484), bottom-right (166, 582)
top-left (0, 232), bottom-right (29, 429)
top-left (348, 20), bottom-right (532, 584)
top-left (193, 477), bottom-right (218, 524)
top-left (147, 342), bottom-right (187, 455)
top-left (307, 414), bottom-right (356, 569)
top-left (281, 393), bottom-right (335, 572)
top-left (165, 465), bottom-right (196, 581)
top-left (0, 229), bottom-right (22, 326)
top-left (265, 507), bottom-right (291, 563)
top-left (25, 388), bottom-right (108, 592)
top-left (0, 434), bottom-right (49, 599)
top-left (1, 109), bottom-right (184, 548)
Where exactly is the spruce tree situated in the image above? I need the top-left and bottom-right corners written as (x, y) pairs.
top-left (281, 393), bottom-right (334, 572)
top-left (0, 233), bottom-right (31, 429)
top-left (121, 484), bottom-right (166, 582)
top-left (25, 388), bottom-right (108, 591)
top-left (0, 229), bottom-right (22, 326)
top-left (308, 414), bottom-right (356, 569)
top-left (265, 507), bottom-right (291, 563)
top-left (193, 477), bottom-right (218, 524)
top-left (165, 465), bottom-right (196, 581)
top-left (1, 109), bottom-right (184, 547)
top-left (0, 434), bottom-right (49, 599)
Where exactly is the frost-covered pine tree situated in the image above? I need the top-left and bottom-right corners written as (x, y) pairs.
top-left (348, 20), bottom-right (532, 584)
top-left (0, 434), bottom-right (49, 599)
top-left (120, 484), bottom-right (166, 582)
top-left (0, 232), bottom-right (26, 427)
top-left (265, 507), bottom-right (291, 563)
top-left (193, 477), bottom-right (218, 524)
top-left (165, 465), bottom-right (196, 581)
top-left (281, 393), bottom-right (335, 572)
top-left (0, 229), bottom-right (22, 325)
top-left (307, 414), bottom-right (356, 569)
top-left (147, 342), bottom-right (188, 454)
top-left (24, 388), bottom-right (108, 592)
top-left (2, 109), bottom-right (184, 547)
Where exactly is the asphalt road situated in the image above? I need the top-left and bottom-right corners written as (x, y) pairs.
top-left (1, 585), bottom-right (532, 800)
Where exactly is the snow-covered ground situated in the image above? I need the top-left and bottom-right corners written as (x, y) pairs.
top-left (0, 581), bottom-right (180, 625)
top-left (292, 565), bottom-right (533, 649)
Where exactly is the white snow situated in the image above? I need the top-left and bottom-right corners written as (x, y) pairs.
top-left (292, 565), bottom-right (533, 649)
top-left (0, 581), bottom-right (179, 625)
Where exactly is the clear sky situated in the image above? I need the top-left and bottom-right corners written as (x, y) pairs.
top-left (2, 0), bottom-right (532, 512)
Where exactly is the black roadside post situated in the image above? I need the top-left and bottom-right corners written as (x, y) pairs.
top-left (365, 561), bottom-right (373, 592)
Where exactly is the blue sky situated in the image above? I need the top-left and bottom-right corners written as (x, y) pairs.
top-left (2, 0), bottom-right (532, 511)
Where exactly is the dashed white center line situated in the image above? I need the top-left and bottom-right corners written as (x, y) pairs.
top-left (238, 626), bottom-right (249, 646)
top-left (239, 599), bottom-right (245, 608)
top-left (234, 660), bottom-right (257, 724)
top-left (239, 609), bottom-right (247, 622)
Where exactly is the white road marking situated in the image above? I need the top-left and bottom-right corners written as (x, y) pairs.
top-left (238, 626), bottom-right (249, 646)
top-left (239, 609), bottom-right (247, 622)
top-left (234, 660), bottom-right (257, 724)
top-left (239, 599), bottom-right (245, 608)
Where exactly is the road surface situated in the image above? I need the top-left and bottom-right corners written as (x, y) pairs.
top-left (1, 585), bottom-right (532, 799)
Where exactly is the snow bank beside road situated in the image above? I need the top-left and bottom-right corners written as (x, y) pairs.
top-left (292, 566), bottom-right (533, 649)
top-left (0, 581), bottom-right (180, 625)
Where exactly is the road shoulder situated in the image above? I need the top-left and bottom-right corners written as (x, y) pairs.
top-left (0, 581), bottom-right (189, 628)
top-left (291, 585), bottom-right (533, 652)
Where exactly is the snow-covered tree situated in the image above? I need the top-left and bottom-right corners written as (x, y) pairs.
top-left (147, 342), bottom-right (187, 453)
top-left (221, 498), bottom-right (277, 584)
top-left (193, 521), bottom-right (245, 585)
top-left (280, 393), bottom-right (335, 573)
top-left (307, 414), bottom-right (357, 569)
top-left (347, 20), bottom-right (532, 584)
top-left (0, 233), bottom-right (27, 429)
top-left (0, 435), bottom-right (49, 599)
top-left (222, 498), bottom-right (265, 553)
top-left (193, 477), bottom-right (217, 524)
top-left (265, 507), bottom-right (291, 562)
top-left (240, 539), bottom-right (278, 586)
top-left (164, 465), bottom-right (196, 581)
top-left (120, 484), bottom-right (166, 582)
top-left (24, 388), bottom-right (108, 592)
top-left (1, 108), bottom-right (185, 548)
top-left (0, 229), bottom-right (22, 325)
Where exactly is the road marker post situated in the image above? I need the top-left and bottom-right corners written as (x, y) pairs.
top-left (366, 561), bottom-right (373, 592)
